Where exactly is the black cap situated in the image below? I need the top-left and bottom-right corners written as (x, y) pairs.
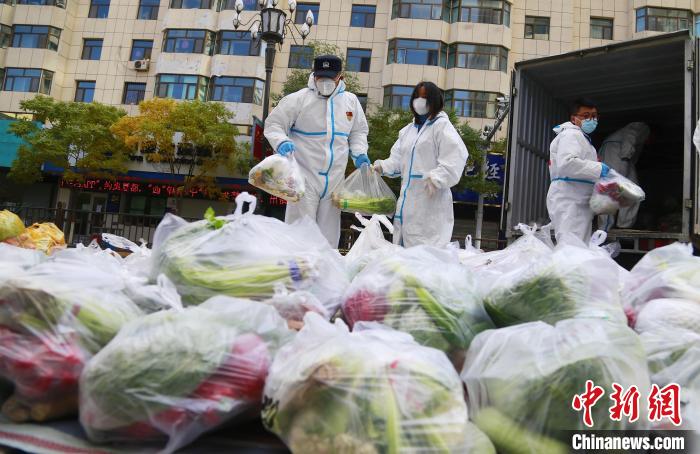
top-left (313, 55), bottom-right (342, 78)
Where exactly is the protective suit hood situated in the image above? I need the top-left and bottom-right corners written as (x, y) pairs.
top-left (307, 73), bottom-right (346, 98)
top-left (553, 121), bottom-right (580, 135)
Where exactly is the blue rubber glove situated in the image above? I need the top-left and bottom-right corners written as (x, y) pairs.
top-left (277, 141), bottom-right (295, 156)
top-left (353, 153), bottom-right (370, 168)
top-left (600, 163), bottom-right (610, 178)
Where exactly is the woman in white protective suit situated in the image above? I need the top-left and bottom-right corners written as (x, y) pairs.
top-left (264, 55), bottom-right (370, 248)
top-left (372, 82), bottom-right (468, 247)
top-left (547, 98), bottom-right (609, 244)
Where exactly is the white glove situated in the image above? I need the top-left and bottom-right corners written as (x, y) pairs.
top-left (425, 177), bottom-right (439, 197)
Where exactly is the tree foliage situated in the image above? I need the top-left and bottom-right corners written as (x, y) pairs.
top-left (8, 96), bottom-right (130, 183)
top-left (272, 41), bottom-right (363, 105)
top-left (111, 98), bottom-right (253, 196)
top-left (365, 106), bottom-right (503, 196)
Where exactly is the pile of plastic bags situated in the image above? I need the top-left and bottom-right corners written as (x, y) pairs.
top-left (331, 165), bottom-right (397, 216)
top-left (589, 169), bottom-right (646, 216)
top-left (4, 193), bottom-right (700, 453)
top-left (0, 210), bottom-right (66, 254)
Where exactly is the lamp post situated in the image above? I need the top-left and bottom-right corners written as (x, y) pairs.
top-left (232, 0), bottom-right (313, 122)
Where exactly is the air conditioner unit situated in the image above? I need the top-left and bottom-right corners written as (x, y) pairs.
top-left (129, 59), bottom-right (150, 71)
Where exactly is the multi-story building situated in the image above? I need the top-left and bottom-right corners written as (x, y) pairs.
top-left (0, 0), bottom-right (697, 240)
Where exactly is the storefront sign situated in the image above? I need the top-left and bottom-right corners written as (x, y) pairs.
top-left (453, 153), bottom-right (505, 205)
top-left (59, 178), bottom-right (250, 201)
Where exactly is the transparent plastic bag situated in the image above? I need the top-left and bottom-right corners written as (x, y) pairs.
top-left (341, 245), bottom-right (493, 369)
top-left (0, 209), bottom-right (24, 241)
top-left (152, 193), bottom-right (349, 314)
top-left (344, 213), bottom-right (399, 278)
top-left (248, 154), bottom-right (306, 202)
top-left (480, 237), bottom-right (627, 328)
top-left (80, 297), bottom-right (294, 453)
top-left (262, 313), bottom-right (489, 453)
top-left (331, 165), bottom-right (397, 216)
top-left (0, 258), bottom-right (143, 422)
top-left (622, 243), bottom-right (700, 320)
top-left (0, 243), bottom-right (45, 278)
top-left (461, 319), bottom-right (651, 453)
top-left (590, 169), bottom-right (646, 215)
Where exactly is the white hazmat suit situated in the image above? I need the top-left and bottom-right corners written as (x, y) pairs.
top-left (374, 111), bottom-right (468, 248)
top-left (547, 122), bottom-right (604, 244)
top-left (264, 75), bottom-right (369, 248)
top-left (598, 122), bottom-right (650, 230)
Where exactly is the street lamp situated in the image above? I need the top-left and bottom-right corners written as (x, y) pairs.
top-left (233, 0), bottom-right (313, 121)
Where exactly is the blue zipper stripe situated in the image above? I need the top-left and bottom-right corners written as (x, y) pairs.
top-left (318, 88), bottom-right (344, 199)
top-left (551, 177), bottom-right (595, 185)
top-left (334, 131), bottom-right (349, 137)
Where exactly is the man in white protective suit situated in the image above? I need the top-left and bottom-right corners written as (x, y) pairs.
top-left (597, 122), bottom-right (650, 230)
top-left (547, 98), bottom-right (610, 244)
top-left (264, 55), bottom-right (370, 248)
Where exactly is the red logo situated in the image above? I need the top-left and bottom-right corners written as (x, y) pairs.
top-left (572, 380), bottom-right (605, 428)
top-left (648, 383), bottom-right (682, 426)
top-left (346, 111), bottom-right (353, 121)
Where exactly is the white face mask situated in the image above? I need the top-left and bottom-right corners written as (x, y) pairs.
top-left (412, 97), bottom-right (429, 115)
top-left (316, 78), bottom-right (337, 97)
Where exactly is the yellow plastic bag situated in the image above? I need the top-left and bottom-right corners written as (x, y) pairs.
top-left (14, 223), bottom-right (66, 254)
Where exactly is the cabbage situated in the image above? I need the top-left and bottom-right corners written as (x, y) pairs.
top-left (0, 210), bottom-right (24, 241)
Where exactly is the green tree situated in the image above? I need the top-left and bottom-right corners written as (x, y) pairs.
top-left (272, 41), bottom-right (364, 105)
top-left (111, 98), bottom-right (253, 198)
top-left (8, 96), bottom-right (131, 183)
top-left (364, 106), bottom-right (502, 197)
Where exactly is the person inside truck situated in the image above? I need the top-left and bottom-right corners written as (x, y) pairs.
top-left (372, 81), bottom-right (468, 247)
top-left (547, 98), bottom-right (609, 244)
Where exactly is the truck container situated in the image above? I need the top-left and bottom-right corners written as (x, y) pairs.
top-left (501, 30), bottom-right (697, 255)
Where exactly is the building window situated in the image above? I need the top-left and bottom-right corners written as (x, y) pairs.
top-left (81, 38), bottom-right (103, 60)
top-left (357, 94), bottom-right (367, 111)
top-left (0, 25), bottom-right (10, 49)
top-left (590, 17), bottom-right (613, 40)
top-left (391, 0), bottom-right (442, 20)
top-left (288, 44), bottom-right (313, 69)
top-left (16, 0), bottom-right (66, 7)
top-left (233, 124), bottom-right (252, 135)
top-left (383, 85), bottom-right (414, 110)
top-left (11, 25), bottom-right (61, 51)
top-left (88, 0), bottom-right (110, 18)
top-left (123, 82), bottom-right (147, 104)
top-left (295, 3), bottom-right (319, 25)
top-left (75, 80), bottom-right (96, 102)
top-left (216, 31), bottom-right (260, 56)
top-left (170, 0), bottom-right (211, 8)
top-left (155, 74), bottom-right (208, 100)
top-left (138, 0), bottom-right (159, 19)
top-left (636, 7), bottom-right (691, 33)
top-left (387, 39), bottom-right (447, 67)
top-left (3, 68), bottom-right (53, 94)
top-left (346, 48), bottom-right (371, 72)
top-left (351, 5), bottom-right (375, 27)
top-left (130, 39), bottom-right (153, 60)
top-left (447, 0), bottom-right (510, 26)
top-left (163, 29), bottom-right (214, 55)
top-left (525, 16), bottom-right (549, 40)
top-left (218, 0), bottom-right (257, 11)
top-left (696, 15), bottom-right (700, 36)
top-left (209, 77), bottom-right (263, 104)
top-left (447, 43), bottom-right (507, 72)
top-left (445, 90), bottom-right (499, 118)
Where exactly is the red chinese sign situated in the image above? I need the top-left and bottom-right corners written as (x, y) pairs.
top-left (60, 178), bottom-right (250, 201)
top-left (572, 381), bottom-right (682, 428)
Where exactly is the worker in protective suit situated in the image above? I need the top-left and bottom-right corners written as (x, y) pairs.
top-left (597, 122), bottom-right (650, 230)
top-left (547, 98), bottom-right (609, 244)
top-left (372, 82), bottom-right (468, 247)
top-left (264, 55), bottom-right (370, 248)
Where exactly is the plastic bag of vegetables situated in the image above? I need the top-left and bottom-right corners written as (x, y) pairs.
top-left (249, 154), bottom-right (306, 202)
top-left (590, 169), bottom-right (646, 215)
top-left (152, 193), bottom-right (348, 313)
top-left (0, 209), bottom-right (24, 242)
top-left (80, 297), bottom-right (294, 453)
top-left (0, 259), bottom-right (143, 422)
top-left (481, 237), bottom-right (627, 328)
top-left (341, 245), bottom-right (492, 369)
top-left (262, 313), bottom-right (495, 454)
top-left (344, 213), bottom-right (400, 278)
top-left (331, 164), bottom-right (397, 216)
top-left (622, 243), bottom-right (700, 319)
top-left (461, 319), bottom-right (651, 454)
top-left (0, 243), bottom-right (45, 277)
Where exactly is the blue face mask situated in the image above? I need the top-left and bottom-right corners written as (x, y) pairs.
top-left (581, 118), bottom-right (598, 134)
